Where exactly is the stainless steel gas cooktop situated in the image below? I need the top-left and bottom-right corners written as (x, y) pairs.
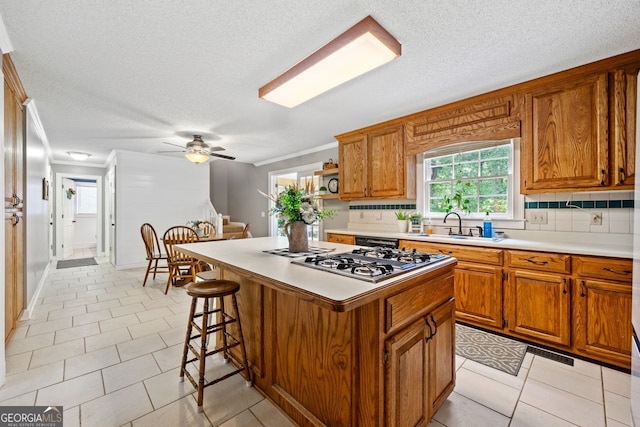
top-left (291, 247), bottom-right (450, 283)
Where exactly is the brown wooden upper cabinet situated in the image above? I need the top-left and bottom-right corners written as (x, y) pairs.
top-left (521, 73), bottom-right (610, 192)
top-left (337, 125), bottom-right (416, 200)
top-left (612, 68), bottom-right (637, 187)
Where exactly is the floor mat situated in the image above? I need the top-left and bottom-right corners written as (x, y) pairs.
top-left (456, 323), bottom-right (527, 376)
top-left (56, 257), bottom-right (98, 269)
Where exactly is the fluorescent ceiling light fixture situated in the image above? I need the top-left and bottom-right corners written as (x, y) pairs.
top-left (67, 151), bottom-right (91, 161)
top-left (259, 15), bottom-right (401, 108)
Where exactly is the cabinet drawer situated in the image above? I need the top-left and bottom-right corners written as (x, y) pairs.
top-left (573, 256), bottom-right (632, 282)
top-left (399, 240), bottom-right (503, 265)
top-left (507, 250), bottom-right (571, 274)
top-left (326, 233), bottom-right (355, 245)
top-left (384, 274), bottom-right (453, 333)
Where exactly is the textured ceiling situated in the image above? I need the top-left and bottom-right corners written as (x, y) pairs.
top-left (0, 0), bottom-right (639, 165)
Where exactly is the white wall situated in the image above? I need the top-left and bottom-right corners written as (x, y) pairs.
top-left (24, 100), bottom-right (51, 313)
top-left (113, 150), bottom-right (210, 269)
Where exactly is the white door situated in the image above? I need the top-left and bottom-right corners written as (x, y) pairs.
top-left (62, 178), bottom-right (76, 259)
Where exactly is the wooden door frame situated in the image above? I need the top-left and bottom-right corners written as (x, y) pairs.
top-left (55, 172), bottom-right (103, 260)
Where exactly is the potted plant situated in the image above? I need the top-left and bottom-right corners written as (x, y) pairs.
top-left (259, 183), bottom-right (336, 252)
top-left (442, 181), bottom-right (472, 214)
top-left (395, 210), bottom-right (409, 233)
top-left (318, 185), bottom-right (328, 195)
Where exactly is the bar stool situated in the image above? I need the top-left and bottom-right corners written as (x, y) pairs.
top-left (179, 280), bottom-right (252, 411)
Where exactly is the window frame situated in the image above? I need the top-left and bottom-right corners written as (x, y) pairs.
top-left (74, 182), bottom-right (98, 217)
top-left (419, 138), bottom-right (524, 221)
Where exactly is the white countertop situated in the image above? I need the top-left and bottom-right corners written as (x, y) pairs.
top-left (325, 228), bottom-right (633, 259)
top-left (176, 237), bottom-right (456, 306)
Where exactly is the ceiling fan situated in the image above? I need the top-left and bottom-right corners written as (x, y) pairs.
top-left (160, 135), bottom-right (235, 163)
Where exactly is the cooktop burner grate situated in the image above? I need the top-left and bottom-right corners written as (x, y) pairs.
top-left (291, 247), bottom-right (450, 283)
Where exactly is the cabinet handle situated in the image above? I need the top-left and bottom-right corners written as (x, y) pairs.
top-left (603, 267), bottom-right (632, 275)
top-left (424, 317), bottom-right (433, 342)
top-left (562, 278), bottom-right (567, 294)
top-left (11, 213), bottom-right (20, 226)
top-left (600, 169), bottom-right (606, 186)
top-left (12, 194), bottom-right (22, 207)
top-left (430, 315), bottom-right (437, 338)
top-left (369, 187), bottom-right (372, 197)
top-left (438, 249), bottom-right (453, 255)
top-left (363, 187), bottom-right (367, 197)
top-left (619, 167), bottom-right (626, 184)
top-left (580, 280), bottom-right (586, 297)
top-left (525, 258), bottom-right (548, 265)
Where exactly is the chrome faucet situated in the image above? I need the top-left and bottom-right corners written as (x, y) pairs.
top-left (443, 211), bottom-right (463, 235)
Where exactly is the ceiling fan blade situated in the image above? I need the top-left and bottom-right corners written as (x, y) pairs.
top-left (210, 153), bottom-right (236, 160)
top-left (162, 141), bottom-right (187, 149)
top-left (208, 146), bottom-right (225, 152)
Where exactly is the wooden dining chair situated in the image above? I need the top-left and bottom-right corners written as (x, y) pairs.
top-left (199, 221), bottom-right (217, 238)
top-left (241, 223), bottom-right (251, 238)
top-left (162, 226), bottom-right (200, 294)
top-left (140, 223), bottom-right (170, 287)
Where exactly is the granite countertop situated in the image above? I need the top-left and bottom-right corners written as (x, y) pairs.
top-left (324, 228), bottom-right (633, 259)
top-left (175, 237), bottom-right (457, 308)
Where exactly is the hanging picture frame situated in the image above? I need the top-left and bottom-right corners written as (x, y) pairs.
top-left (42, 177), bottom-right (49, 200)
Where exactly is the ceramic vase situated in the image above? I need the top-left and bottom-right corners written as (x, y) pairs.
top-left (284, 221), bottom-right (309, 253)
top-left (397, 220), bottom-right (408, 233)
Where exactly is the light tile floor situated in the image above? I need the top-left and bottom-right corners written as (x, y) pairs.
top-left (63, 246), bottom-right (98, 260)
top-left (2, 260), bottom-right (633, 426)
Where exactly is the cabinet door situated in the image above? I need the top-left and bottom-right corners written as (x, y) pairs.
top-left (522, 73), bottom-right (609, 192)
top-left (368, 126), bottom-right (406, 198)
top-left (612, 68), bottom-right (637, 187)
top-left (338, 134), bottom-right (367, 199)
top-left (385, 318), bottom-right (428, 427)
top-left (507, 270), bottom-right (571, 346)
top-left (574, 279), bottom-right (631, 365)
top-left (325, 233), bottom-right (355, 245)
top-left (427, 299), bottom-right (456, 418)
top-left (455, 262), bottom-right (503, 329)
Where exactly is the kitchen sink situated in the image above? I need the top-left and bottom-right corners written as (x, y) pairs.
top-left (408, 233), bottom-right (504, 242)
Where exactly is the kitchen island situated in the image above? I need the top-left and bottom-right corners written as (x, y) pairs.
top-left (176, 237), bottom-right (457, 427)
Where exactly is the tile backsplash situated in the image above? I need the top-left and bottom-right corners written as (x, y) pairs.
top-left (345, 192), bottom-right (634, 236)
top-left (523, 192), bottom-right (633, 234)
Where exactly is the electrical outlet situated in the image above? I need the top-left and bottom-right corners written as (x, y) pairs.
top-left (528, 211), bottom-right (548, 224)
top-left (590, 212), bottom-right (602, 225)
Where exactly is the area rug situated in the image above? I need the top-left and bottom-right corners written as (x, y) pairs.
top-left (56, 257), bottom-right (98, 269)
top-left (456, 323), bottom-right (527, 376)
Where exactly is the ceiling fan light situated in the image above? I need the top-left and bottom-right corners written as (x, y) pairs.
top-left (185, 151), bottom-right (209, 164)
top-left (259, 15), bottom-right (401, 108)
top-left (67, 151), bottom-right (91, 161)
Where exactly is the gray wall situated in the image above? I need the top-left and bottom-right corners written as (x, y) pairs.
top-left (51, 163), bottom-right (106, 254)
top-left (212, 147), bottom-right (349, 237)
top-left (24, 105), bottom-right (50, 306)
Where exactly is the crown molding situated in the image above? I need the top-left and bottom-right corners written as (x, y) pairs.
top-left (24, 99), bottom-right (53, 163)
top-left (50, 160), bottom-right (106, 168)
top-left (253, 141), bottom-right (338, 167)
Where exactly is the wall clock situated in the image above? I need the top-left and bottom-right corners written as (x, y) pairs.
top-left (328, 178), bottom-right (339, 193)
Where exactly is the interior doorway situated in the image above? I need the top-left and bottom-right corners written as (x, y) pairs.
top-left (55, 173), bottom-right (103, 260)
top-left (267, 162), bottom-right (322, 238)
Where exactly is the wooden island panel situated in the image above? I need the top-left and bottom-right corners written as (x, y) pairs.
top-left (214, 258), bottom-right (455, 426)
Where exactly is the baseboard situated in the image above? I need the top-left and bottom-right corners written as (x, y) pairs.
top-left (21, 262), bottom-right (51, 320)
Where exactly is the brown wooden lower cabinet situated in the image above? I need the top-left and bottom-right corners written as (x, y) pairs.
top-left (573, 279), bottom-right (632, 365)
top-left (402, 239), bottom-right (632, 368)
top-left (454, 262), bottom-right (503, 329)
top-left (326, 232), bottom-right (355, 245)
top-left (506, 270), bottom-right (571, 346)
top-left (385, 299), bottom-right (455, 426)
top-left (217, 261), bottom-right (456, 426)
